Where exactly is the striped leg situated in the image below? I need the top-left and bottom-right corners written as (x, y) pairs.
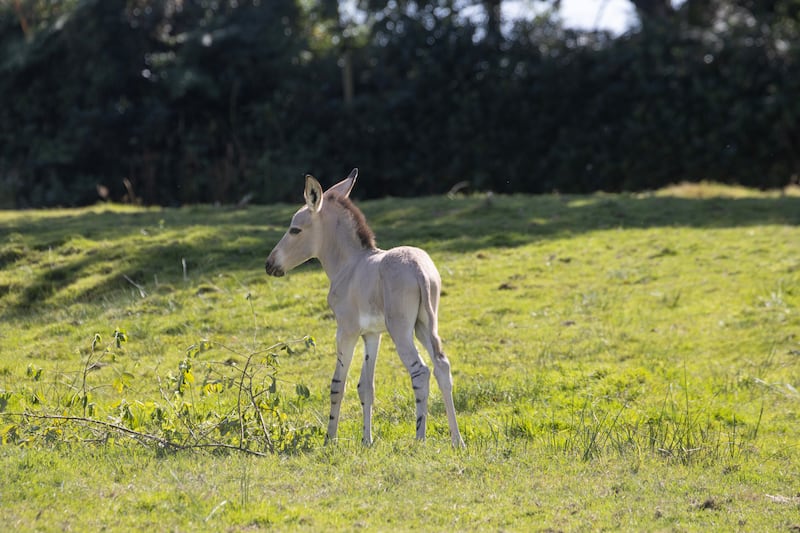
top-left (388, 328), bottom-right (430, 441)
top-left (358, 333), bottom-right (381, 445)
top-left (416, 323), bottom-right (465, 448)
top-left (326, 329), bottom-right (358, 444)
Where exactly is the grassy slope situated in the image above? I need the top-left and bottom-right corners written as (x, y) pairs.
top-left (1, 184), bottom-right (799, 531)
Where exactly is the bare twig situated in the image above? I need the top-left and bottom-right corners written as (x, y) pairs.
top-left (2, 334), bottom-right (316, 456)
top-left (235, 351), bottom-right (274, 453)
top-left (2, 413), bottom-right (270, 457)
top-left (7, 412), bottom-right (178, 449)
top-left (122, 274), bottom-right (147, 298)
top-left (244, 352), bottom-right (274, 453)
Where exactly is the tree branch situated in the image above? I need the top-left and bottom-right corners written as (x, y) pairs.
top-left (3, 412), bottom-right (270, 457)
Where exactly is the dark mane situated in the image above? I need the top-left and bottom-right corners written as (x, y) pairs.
top-left (329, 193), bottom-right (377, 250)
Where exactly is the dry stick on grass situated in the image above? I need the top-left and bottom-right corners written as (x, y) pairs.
top-left (3, 339), bottom-right (312, 456)
top-left (3, 413), bottom-right (270, 457)
top-left (156, 375), bottom-right (203, 446)
top-left (122, 274), bottom-right (147, 298)
top-left (222, 343), bottom-right (276, 454)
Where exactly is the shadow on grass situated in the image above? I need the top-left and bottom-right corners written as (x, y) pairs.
top-left (1, 193), bottom-right (798, 316)
top-left (0, 206), bottom-right (293, 316)
top-left (365, 193), bottom-right (800, 252)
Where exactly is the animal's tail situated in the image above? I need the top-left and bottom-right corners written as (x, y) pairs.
top-left (416, 269), bottom-right (445, 359)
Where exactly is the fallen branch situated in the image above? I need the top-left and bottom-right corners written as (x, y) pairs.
top-left (2, 412), bottom-right (269, 457)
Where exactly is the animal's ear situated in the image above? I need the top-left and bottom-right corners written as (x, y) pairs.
top-left (325, 168), bottom-right (358, 198)
top-left (304, 175), bottom-right (324, 213)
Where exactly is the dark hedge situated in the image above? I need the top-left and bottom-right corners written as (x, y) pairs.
top-left (1, 0), bottom-right (797, 207)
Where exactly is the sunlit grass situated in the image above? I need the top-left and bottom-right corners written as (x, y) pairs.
top-left (1, 184), bottom-right (798, 530)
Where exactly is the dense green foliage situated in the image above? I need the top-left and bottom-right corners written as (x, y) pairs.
top-left (1, 0), bottom-right (800, 207)
top-left (0, 185), bottom-right (798, 529)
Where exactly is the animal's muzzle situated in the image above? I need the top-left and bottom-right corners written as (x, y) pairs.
top-left (265, 259), bottom-right (284, 277)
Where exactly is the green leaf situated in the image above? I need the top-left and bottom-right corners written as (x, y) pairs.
top-left (1, 424), bottom-right (18, 445)
top-left (114, 328), bottom-right (128, 348)
top-left (295, 383), bottom-right (310, 399)
top-left (26, 364), bottom-right (43, 381)
top-left (203, 382), bottom-right (223, 395)
top-left (186, 340), bottom-right (212, 359)
top-left (112, 372), bottom-right (135, 394)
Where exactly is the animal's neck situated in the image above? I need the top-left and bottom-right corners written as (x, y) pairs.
top-left (317, 216), bottom-right (371, 281)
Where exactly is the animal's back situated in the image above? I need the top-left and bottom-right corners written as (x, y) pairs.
top-left (380, 246), bottom-right (440, 288)
top-left (379, 245), bottom-right (441, 328)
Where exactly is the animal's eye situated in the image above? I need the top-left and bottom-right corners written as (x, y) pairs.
top-left (289, 227), bottom-right (302, 235)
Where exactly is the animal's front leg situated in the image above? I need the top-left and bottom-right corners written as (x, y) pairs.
top-left (358, 333), bottom-right (381, 445)
top-left (326, 329), bottom-right (358, 444)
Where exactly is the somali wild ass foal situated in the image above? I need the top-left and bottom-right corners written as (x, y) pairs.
top-left (265, 169), bottom-right (464, 447)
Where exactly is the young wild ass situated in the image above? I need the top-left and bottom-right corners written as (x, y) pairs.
top-left (265, 169), bottom-right (465, 447)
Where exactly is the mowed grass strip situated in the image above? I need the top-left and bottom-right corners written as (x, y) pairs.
top-left (0, 185), bottom-right (798, 531)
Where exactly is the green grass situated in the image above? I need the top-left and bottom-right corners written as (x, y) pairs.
top-left (1, 184), bottom-right (799, 531)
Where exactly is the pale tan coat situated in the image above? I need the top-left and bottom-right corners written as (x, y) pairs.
top-left (265, 169), bottom-right (464, 447)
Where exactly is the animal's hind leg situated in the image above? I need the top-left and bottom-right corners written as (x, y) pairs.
top-left (415, 323), bottom-right (465, 447)
top-left (388, 324), bottom-right (430, 441)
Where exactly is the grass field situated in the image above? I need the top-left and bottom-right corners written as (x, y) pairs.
top-left (1, 183), bottom-right (799, 531)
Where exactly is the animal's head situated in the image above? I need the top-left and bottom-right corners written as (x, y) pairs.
top-left (265, 168), bottom-right (358, 277)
